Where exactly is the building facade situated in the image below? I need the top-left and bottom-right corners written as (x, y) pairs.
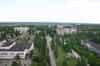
top-left (0, 40), bottom-right (34, 66)
top-left (56, 24), bottom-right (77, 35)
top-left (81, 40), bottom-right (100, 55)
top-left (14, 27), bottom-right (29, 34)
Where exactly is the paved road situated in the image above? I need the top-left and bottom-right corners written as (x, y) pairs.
top-left (46, 35), bottom-right (56, 66)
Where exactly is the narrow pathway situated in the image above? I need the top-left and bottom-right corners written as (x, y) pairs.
top-left (46, 35), bottom-right (56, 66)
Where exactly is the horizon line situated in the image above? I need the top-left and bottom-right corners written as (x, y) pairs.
top-left (0, 22), bottom-right (99, 25)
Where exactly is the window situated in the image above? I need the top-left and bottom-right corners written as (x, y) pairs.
top-left (18, 53), bottom-right (24, 55)
top-left (0, 53), bottom-right (8, 55)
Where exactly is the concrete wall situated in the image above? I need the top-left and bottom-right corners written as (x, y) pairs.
top-left (0, 43), bottom-right (34, 59)
top-left (0, 51), bottom-right (25, 59)
top-left (0, 42), bottom-right (16, 49)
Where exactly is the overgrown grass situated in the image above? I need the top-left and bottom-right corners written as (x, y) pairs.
top-left (56, 45), bottom-right (66, 66)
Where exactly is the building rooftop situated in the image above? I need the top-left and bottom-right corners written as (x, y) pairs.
top-left (64, 26), bottom-right (72, 28)
top-left (83, 40), bottom-right (100, 50)
top-left (89, 41), bottom-right (100, 50)
top-left (0, 40), bottom-right (32, 51)
top-left (1, 40), bottom-right (14, 47)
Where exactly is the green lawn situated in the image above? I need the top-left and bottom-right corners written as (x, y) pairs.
top-left (56, 45), bottom-right (66, 66)
top-left (56, 44), bottom-right (78, 66)
top-left (67, 58), bottom-right (78, 66)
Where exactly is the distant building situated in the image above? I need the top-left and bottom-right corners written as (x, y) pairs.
top-left (14, 27), bottom-right (29, 34)
top-left (56, 24), bottom-right (77, 35)
top-left (71, 49), bottom-right (80, 59)
top-left (56, 24), bottom-right (64, 35)
top-left (81, 40), bottom-right (100, 55)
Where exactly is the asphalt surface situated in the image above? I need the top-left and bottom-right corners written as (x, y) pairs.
top-left (46, 35), bottom-right (56, 66)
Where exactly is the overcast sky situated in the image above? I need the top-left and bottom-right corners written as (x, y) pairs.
top-left (0, 0), bottom-right (100, 23)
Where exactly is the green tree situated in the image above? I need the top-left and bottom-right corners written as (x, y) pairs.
top-left (11, 61), bottom-right (20, 66)
top-left (77, 56), bottom-right (88, 66)
top-left (14, 54), bottom-right (21, 66)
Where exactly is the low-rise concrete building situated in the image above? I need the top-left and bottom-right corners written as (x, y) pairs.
top-left (71, 49), bottom-right (80, 59)
top-left (0, 39), bottom-right (34, 66)
top-left (14, 27), bottom-right (29, 34)
top-left (81, 40), bottom-right (100, 55)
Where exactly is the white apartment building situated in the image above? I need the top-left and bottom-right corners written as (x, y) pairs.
top-left (56, 24), bottom-right (77, 35)
top-left (14, 27), bottom-right (29, 34)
